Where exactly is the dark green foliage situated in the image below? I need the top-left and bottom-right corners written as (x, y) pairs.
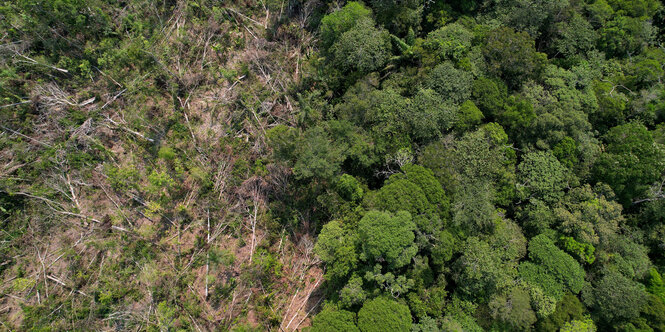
top-left (422, 62), bottom-right (473, 104)
top-left (592, 122), bottom-right (665, 206)
top-left (357, 297), bottom-right (412, 332)
top-left (588, 270), bottom-right (648, 323)
top-left (488, 285), bottom-right (538, 331)
top-left (4, 0), bottom-right (665, 330)
top-left (538, 293), bottom-right (588, 332)
top-left (483, 27), bottom-right (546, 89)
top-left (293, 126), bottom-right (345, 180)
top-left (453, 237), bottom-right (517, 302)
top-left (471, 78), bottom-right (508, 120)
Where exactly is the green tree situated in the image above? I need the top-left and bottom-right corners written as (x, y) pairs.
top-left (517, 151), bottom-right (569, 204)
top-left (408, 89), bottom-right (457, 143)
top-left (385, 164), bottom-right (450, 220)
top-left (415, 22), bottom-right (473, 66)
top-left (527, 235), bottom-right (586, 294)
top-left (358, 211), bottom-right (417, 269)
top-left (319, 1), bottom-right (372, 51)
top-left (422, 62), bottom-right (473, 104)
top-left (293, 127), bottom-right (345, 180)
top-left (471, 77), bottom-right (508, 120)
top-left (488, 285), bottom-right (538, 331)
top-left (456, 100), bottom-right (484, 132)
top-left (592, 122), bottom-right (665, 206)
top-left (483, 27), bottom-right (546, 89)
top-left (559, 317), bottom-right (596, 332)
top-left (311, 305), bottom-right (360, 332)
top-left (453, 237), bottom-right (517, 302)
top-left (537, 293), bottom-right (588, 332)
top-left (357, 297), bottom-right (412, 332)
top-left (588, 270), bottom-right (648, 323)
top-left (331, 17), bottom-right (391, 74)
top-left (314, 220), bottom-right (359, 282)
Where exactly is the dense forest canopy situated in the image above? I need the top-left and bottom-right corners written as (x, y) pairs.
top-left (1, 0), bottom-right (665, 331)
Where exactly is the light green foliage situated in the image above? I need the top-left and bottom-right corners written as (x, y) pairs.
top-left (157, 146), bottom-right (176, 160)
top-left (528, 235), bottom-right (586, 294)
top-left (593, 122), bottom-right (665, 207)
top-left (439, 297), bottom-right (484, 332)
top-left (311, 305), bottom-right (360, 332)
top-left (331, 17), bottom-right (391, 74)
top-left (560, 317), bottom-right (597, 332)
top-left (518, 151), bottom-right (569, 204)
top-left (314, 220), bottom-right (358, 281)
top-left (364, 264), bottom-right (414, 298)
top-left (519, 261), bottom-right (566, 300)
top-left (370, 180), bottom-right (431, 217)
top-left (489, 219), bottom-right (527, 262)
top-left (528, 284), bottom-right (557, 318)
top-left (451, 181), bottom-right (497, 234)
top-left (560, 237), bottom-right (596, 264)
top-left (358, 211), bottom-right (417, 269)
top-left (155, 301), bottom-right (176, 331)
top-left (554, 184), bottom-right (622, 247)
top-left (336, 174), bottom-right (364, 202)
top-left (411, 316), bottom-right (440, 332)
top-left (646, 268), bottom-right (665, 302)
top-left (147, 170), bottom-right (175, 195)
top-left (357, 297), bottom-right (412, 332)
top-left (320, 1), bottom-right (372, 51)
top-left (416, 23), bottom-right (473, 65)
